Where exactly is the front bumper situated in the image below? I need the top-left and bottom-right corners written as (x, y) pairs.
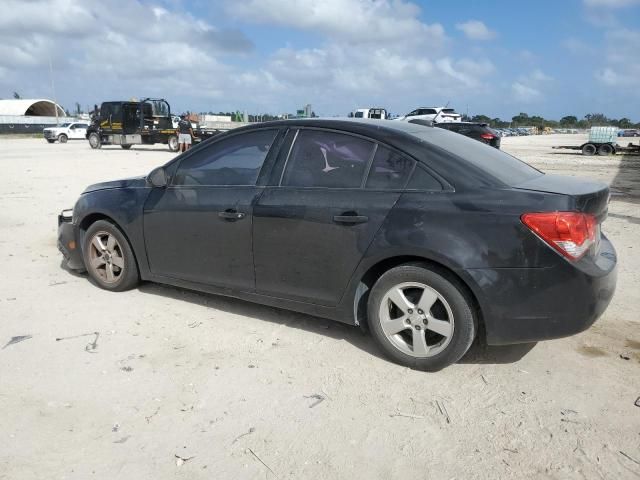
top-left (44, 130), bottom-right (56, 139)
top-left (58, 211), bottom-right (85, 271)
top-left (467, 235), bottom-right (617, 345)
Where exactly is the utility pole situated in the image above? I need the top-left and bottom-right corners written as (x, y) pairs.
top-left (48, 54), bottom-right (59, 126)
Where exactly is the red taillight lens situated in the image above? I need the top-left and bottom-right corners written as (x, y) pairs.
top-left (521, 212), bottom-right (597, 260)
top-left (480, 133), bottom-right (495, 140)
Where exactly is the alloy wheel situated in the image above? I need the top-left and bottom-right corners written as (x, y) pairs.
top-left (88, 231), bottom-right (125, 284)
top-left (378, 282), bottom-right (454, 357)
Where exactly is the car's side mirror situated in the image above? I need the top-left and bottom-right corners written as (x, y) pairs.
top-left (147, 166), bottom-right (168, 188)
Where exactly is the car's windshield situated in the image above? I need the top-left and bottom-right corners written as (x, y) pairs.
top-left (442, 109), bottom-right (456, 114)
top-left (412, 127), bottom-right (542, 185)
top-left (354, 111), bottom-right (364, 118)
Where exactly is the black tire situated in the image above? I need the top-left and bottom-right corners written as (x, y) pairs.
top-left (121, 144), bottom-right (132, 150)
top-left (58, 134), bottom-right (68, 143)
top-left (46, 139), bottom-right (55, 144)
top-left (167, 134), bottom-right (179, 152)
top-left (82, 220), bottom-right (139, 292)
top-left (581, 143), bottom-right (597, 156)
top-left (597, 144), bottom-right (614, 156)
top-left (88, 132), bottom-right (101, 149)
top-left (367, 263), bottom-right (476, 371)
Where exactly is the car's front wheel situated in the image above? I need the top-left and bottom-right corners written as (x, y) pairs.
top-left (367, 263), bottom-right (476, 371)
top-left (83, 220), bottom-right (139, 292)
top-left (58, 134), bottom-right (68, 143)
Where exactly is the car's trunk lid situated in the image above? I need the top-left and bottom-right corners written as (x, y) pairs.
top-left (514, 174), bottom-right (610, 220)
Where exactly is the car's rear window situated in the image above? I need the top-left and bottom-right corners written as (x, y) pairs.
top-left (411, 127), bottom-right (542, 186)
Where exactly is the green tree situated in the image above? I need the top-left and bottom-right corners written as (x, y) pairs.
top-left (617, 118), bottom-right (632, 128)
top-left (559, 115), bottom-right (577, 127)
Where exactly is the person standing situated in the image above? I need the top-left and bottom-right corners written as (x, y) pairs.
top-left (177, 114), bottom-right (193, 153)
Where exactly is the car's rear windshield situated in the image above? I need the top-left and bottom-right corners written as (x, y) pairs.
top-left (442, 109), bottom-right (456, 113)
top-left (411, 127), bottom-right (542, 186)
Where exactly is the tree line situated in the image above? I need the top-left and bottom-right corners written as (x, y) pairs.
top-left (462, 112), bottom-right (639, 129)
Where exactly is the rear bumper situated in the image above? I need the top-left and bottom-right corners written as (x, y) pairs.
top-left (466, 236), bottom-right (617, 345)
top-left (57, 212), bottom-right (84, 271)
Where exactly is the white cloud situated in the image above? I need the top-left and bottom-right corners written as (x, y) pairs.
top-left (226, 0), bottom-right (446, 46)
top-left (455, 20), bottom-right (496, 40)
top-left (594, 28), bottom-right (640, 88)
top-left (584, 0), bottom-right (640, 7)
top-left (511, 82), bottom-right (541, 103)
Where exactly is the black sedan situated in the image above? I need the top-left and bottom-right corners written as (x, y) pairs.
top-left (58, 119), bottom-right (617, 371)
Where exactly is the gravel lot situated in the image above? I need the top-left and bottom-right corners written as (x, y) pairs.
top-left (1, 134), bottom-right (639, 479)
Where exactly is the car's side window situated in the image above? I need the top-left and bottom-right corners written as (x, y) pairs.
top-left (365, 146), bottom-right (415, 190)
top-left (281, 130), bottom-right (375, 188)
top-left (405, 164), bottom-right (443, 191)
top-left (173, 129), bottom-right (278, 187)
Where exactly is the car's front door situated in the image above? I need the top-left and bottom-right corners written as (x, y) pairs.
top-left (253, 128), bottom-right (416, 306)
top-left (69, 124), bottom-right (86, 139)
top-left (143, 128), bottom-right (281, 290)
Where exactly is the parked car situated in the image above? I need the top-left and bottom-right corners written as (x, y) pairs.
top-left (354, 108), bottom-right (388, 119)
top-left (43, 122), bottom-right (89, 144)
top-left (428, 121), bottom-right (501, 149)
top-left (58, 119), bottom-right (616, 371)
top-left (395, 107), bottom-right (462, 123)
top-left (621, 129), bottom-right (640, 137)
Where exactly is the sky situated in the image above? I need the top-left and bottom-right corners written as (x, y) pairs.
top-left (0, 0), bottom-right (639, 120)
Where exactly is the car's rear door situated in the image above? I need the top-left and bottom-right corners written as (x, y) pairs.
top-left (253, 128), bottom-right (416, 306)
top-left (143, 128), bottom-right (282, 291)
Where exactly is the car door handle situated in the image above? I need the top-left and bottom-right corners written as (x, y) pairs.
top-left (333, 214), bottom-right (368, 224)
top-left (218, 210), bottom-right (246, 220)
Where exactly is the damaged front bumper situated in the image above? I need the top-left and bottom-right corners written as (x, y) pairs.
top-left (57, 209), bottom-right (85, 271)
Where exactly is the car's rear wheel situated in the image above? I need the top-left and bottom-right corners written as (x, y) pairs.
top-left (88, 132), bottom-right (101, 149)
top-left (58, 134), bottom-right (68, 143)
top-left (367, 263), bottom-right (476, 371)
top-left (83, 220), bottom-right (139, 292)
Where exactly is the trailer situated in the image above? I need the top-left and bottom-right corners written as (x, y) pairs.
top-left (552, 126), bottom-right (640, 156)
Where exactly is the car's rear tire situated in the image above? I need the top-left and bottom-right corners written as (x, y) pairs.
top-left (83, 220), bottom-right (139, 292)
top-left (88, 132), bottom-right (101, 149)
top-left (46, 139), bottom-right (55, 144)
top-left (367, 263), bottom-right (476, 371)
top-left (167, 134), bottom-right (179, 152)
top-left (597, 143), bottom-right (614, 156)
top-left (121, 144), bottom-right (132, 150)
top-left (581, 143), bottom-right (597, 156)
top-left (58, 134), bottom-right (68, 143)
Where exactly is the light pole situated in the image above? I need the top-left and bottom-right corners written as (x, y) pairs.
top-left (48, 54), bottom-right (59, 126)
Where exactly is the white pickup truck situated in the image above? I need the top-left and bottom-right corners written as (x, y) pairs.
top-left (43, 122), bottom-right (89, 143)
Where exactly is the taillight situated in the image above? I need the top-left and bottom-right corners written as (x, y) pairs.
top-left (521, 212), bottom-right (597, 260)
top-left (480, 133), bottom-right (495, 140)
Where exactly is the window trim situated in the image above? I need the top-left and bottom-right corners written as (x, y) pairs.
top-left (170, 127), bottom-right (281, 188)
top-left (277, 127), bottom-right (377, 189)
top-left (274, 126), bottom-right (451, 192)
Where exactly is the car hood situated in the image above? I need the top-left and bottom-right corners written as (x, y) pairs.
top-left (82, 176), bottom-right (148, 194)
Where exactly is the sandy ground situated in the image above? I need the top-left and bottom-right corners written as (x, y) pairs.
top-left (0, 134), bottom-right (639, 480)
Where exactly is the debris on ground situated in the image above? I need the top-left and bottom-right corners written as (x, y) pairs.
top-left (55, 331), bottom-right (99, 353)
top-left (232, 427), bottom-right (255, 444)
top-left (619, 353), bottom-right (630, 360)
top-left (619, 451), bottom-right (640, 466)
top-left (2, 335), bottom-right (32, 349)
top-left (112, 423), bottom-right (119, 432)
top-left (175, 454), bottom-right (196, 467)
top-left (48, 281), bottom-right (67, 287)
top-left (304, 393), bottom-right (325, 408)
top-left (113, 435), bottom-right (131, 444)
top-left (120, 366), bottom-right (133, 372)
top-left (389, 411), bottom-right (424, 419)
top-left (436, 400), bottom-right (451, 424)
top-left (247, 448), bottom-right (277, 477)
top-left (187, 321), bottom-right (202, 328)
